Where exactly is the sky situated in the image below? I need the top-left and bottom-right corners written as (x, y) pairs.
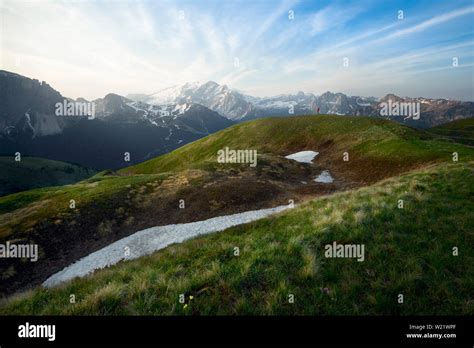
top-left (1, 0), bottom-right (473, 100)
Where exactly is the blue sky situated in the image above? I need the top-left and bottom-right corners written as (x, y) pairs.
top-left (1, 0), bottom-right (473, 100)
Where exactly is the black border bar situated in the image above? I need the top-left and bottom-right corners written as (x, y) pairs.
top-left (0, 315), bottom-right (472, 345)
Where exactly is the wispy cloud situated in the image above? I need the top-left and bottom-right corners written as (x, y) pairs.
top-left (372, 6), bottom-right (474, 44)
top-left (1, 0), bottom-right (472, 100)
top-left (309, 3), bottom-right (365, 36)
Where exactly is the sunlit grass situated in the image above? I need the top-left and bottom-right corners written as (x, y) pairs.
top-left (2, 161), bottom-right (472, 315)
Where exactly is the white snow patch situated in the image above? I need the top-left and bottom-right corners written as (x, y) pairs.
top-left (257, 100), bottom-right (296, 108)
top-left (165, 128), bottom-right (173, 140)
top-left (126, 101), bottom-right (142, 113)
top-left (24, 112), bottom-right (35, 135)
top-left (314, 170), bottom-right (334, 183)
top-left (173, 103), bottom-right (191, 115)
top-left (42, 205), bottom-right (291, 288)
top-left (149, 85), bottom-right (184, 105)
top-left (285, 150), bottom-right (319, 163)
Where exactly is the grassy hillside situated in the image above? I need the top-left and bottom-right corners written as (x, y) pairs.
top-left (2, 161), bottom-right (472, 315)
top-left (0, 156), bottom-right (97, 196)
top-left (1, 115), bottom-right (473, 297)
top-left (428, 118), bottom-right (474, 146)
top-left (2, 115), bottom-right (451, 237)
top-left (3, 115), bottom-right (471, 243)
top-left (120, 115), bottom-right (472, 184)
top-left (0, 172), bottom-right (170, 239)
top-left (117, 115), bottom-right (456, 173)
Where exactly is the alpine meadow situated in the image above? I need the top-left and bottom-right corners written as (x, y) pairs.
top-left (0, 0), bottom-right (473, 345)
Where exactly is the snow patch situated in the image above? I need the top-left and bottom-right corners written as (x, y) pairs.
top-left (24, 112), bottom-right (35, 135)
top-left (256, 100), bottom-right (296, 108)
top-left (285, 150), bottom-right (319, 163)
top-left (165, 128), bottom-right (173, 140)
top-left (314, 170), bottom-right (334, 183)
top-left (126, 102), bottom-right (142, 113)
top-left (173, 103), bottom-right (191, 115)
top-left (42, 205), bottom-right (291, 288)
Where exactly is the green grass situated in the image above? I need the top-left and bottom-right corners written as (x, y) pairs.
top-left (119, 115), bottom-right (473, 175)
top-left (2, 161), bottom-right (472, 315)
top-left (0, 156), bottom-right (97, 196)
top-left (1, 115), bottom-right (473, 251)
top-left (0, 173), bottom-right (170, 239)
top-left (428, 118), bottom-right (474, 146)
top-left (1, 115), bottom-right (473, 312)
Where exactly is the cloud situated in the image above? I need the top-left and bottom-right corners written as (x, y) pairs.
top-left (221, 67), bottom-right (259, 86)
top-left (373, 6), bottom-right (474, 43)
top-left (0, 0), bottom-right (472, 101)
top-left (309, 4), bottom-right (364, 36)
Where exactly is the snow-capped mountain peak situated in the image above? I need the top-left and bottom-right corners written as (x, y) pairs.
top-left (148, 85), bottom-right (184, 104)
top-left (125, 81), bottom-right (474, 128)
top-left (128, 81), bottom-right (253, 120)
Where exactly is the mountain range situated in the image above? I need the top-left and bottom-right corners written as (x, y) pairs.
top-left (1, 70), bottom-right (473, 170)
top-left (127, 81), bottom-right (474, 128)
top-left (0, 70), bottom-right (233, 169)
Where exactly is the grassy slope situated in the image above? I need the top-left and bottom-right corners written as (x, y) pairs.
top-left (2, 161), bottom-right (472, 315)
top-left (2, 115), bottom-right (472, 240)
top-left (1, 115), bottom-right (473, 306)
top-left (428, 118), bottom-right (474, 146)
top-left (0, 156), bottom-right (97, 196)
top-left (0, 172), bottom-right (169, 239)
top-left (119, 115), bottom-right (471, 176)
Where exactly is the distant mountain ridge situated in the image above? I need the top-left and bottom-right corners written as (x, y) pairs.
top-left (134, 81), bottom-right (254, 120)
top-left (0, 70), bottom-right (64, 138)
top-left (128, 81), bottom-right (474, 128)
top-left (0, 70), bottom-right (234, 169)
top-left (1, 69), bottom-right (473, 171)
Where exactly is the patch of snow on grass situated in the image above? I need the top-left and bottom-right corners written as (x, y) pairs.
top-left (285, 150), bottom-right (319, 163)
top-left (314, 170), bottom-right (334, 183)
top-left (43, 205), bottom-right (291, 288)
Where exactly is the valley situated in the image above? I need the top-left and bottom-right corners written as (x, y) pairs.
top-left (0, 156), bottom-right (97, 196)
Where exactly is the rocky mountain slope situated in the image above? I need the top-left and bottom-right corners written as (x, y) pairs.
top-left (0, 71), bottom-right (234, 169)
top-left (137, 81), bottom-right (254, 120)
top-left (0, 70), bottom-right (64, 138)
